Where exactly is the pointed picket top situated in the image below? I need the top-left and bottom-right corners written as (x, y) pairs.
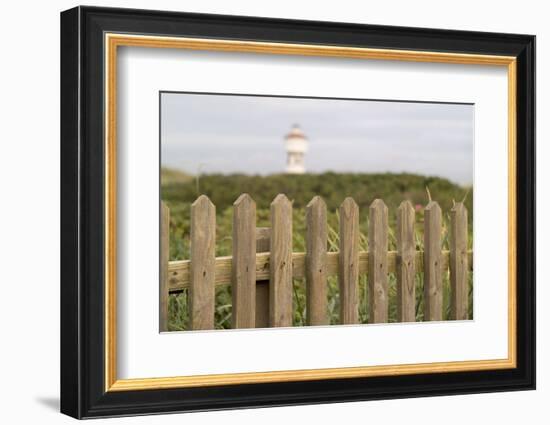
top-left (397, 199), bottom-right (415, 215)
top-left (370, 198), bottom-right (388, 214)
top-left (396, 200), bottom-right (415, 247)
top-left (424, 200), bottom-right (442, 239)
top-left (307, 195), bottom-right (326, 210)
top-left (234, 193), bottom-right (256, 209)
top-left (271, 193), bottom-right (291, 208)
top-left (450, 202), bottom-right (468, 232)
top-left (307, 196), bottom-right (327, 224)
top-left (369, 199), bottom-right (389, 236)
top-left (192, 194), bottom-right (215, 210)
top-left (339, 197), bottom-right (358, 219)
top-left (396, 200), bottom-right (416, 250)
top-left (306, 196), bottom-right (327, 237)
top-left (425, 200), bottom-right (441, 214)
top-left (451, 201), bottom-right (467, 215)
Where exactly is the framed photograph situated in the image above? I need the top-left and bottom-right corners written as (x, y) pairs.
top-left (60, 6), bottom-right (535, 419)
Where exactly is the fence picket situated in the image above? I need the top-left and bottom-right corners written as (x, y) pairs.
top-left (269, 194), bottom-right (293, 327)
top-left (232, 194), bottom-right (257, 328)
top-left (450, 202), bottom-right (469, 320)
top-left (189, 195), bottom-right (216, 330)
top-left (396, 200), bottom-right (416, 322)
top-left (423, 201), bottom-right (442, 321)
top-left (255, 228), bottom-right (271, 328)
top-left (306, 196), bottom-right (328, 325)
top-left (159, 202), bottom-right (170, 332)
top-left (338, 197), bottom-right (359, 324)
top-left (368, 199), bottom-right (389, 323)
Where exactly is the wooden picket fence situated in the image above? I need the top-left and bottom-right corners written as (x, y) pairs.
top-left (159, 194), bottom-right (472, 331)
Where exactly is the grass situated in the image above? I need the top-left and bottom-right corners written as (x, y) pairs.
top-left (162, 169), bottom-right (473, 331)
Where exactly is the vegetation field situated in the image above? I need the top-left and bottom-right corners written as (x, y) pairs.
top-left (161, 169), bottom-right (473, 331)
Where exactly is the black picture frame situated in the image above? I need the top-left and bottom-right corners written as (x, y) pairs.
top-left (60, 5), bottom-right (535, 419)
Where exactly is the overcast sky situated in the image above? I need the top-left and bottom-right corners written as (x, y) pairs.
top-left (161, 92), bottom-right (473, 185)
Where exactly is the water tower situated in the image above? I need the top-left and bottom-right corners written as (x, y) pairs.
top-left (284, 124), bottom-right (308, 174)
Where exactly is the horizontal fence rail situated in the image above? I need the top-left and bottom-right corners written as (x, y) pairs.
top-left (166, 250), bottom-right (473, 291)
top-left (160, 194), bottom-right (472, 330)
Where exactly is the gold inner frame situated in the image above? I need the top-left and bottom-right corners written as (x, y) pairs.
top-left (104, 33), bottom-right (517, 392)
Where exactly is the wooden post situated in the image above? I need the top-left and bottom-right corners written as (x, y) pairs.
top-left (338, 197), bottom-right (359, 324)
top-left (368, 199), bottom-right (388, 323)
top-left (423, 201), bottom-right (442, 321)
top-left (232, 194), bottom-right (256, 328)
top-left (450, 202), bottom-right (469, 320)
top-left (396, 200), bottom-right (416, 322)
top-left (306, 196), bottom-right (328, 325)
top-left (189, 195), bottom-right (216, 330)
top-left (269, 194), bottom-right (293, 327)
top-left (255, 227), bottom-right (270, 328)
top-left (159, 202), bottom-right (170, 332)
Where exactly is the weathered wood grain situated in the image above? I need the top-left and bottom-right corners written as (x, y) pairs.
top-left (306, 196), bottom-right (328, 325)
top-left (231, 194), bottom-right (256, 329)
top-left (396, 200), bottom-right (416, 322)
top-left (450, 202), bottom-right (469, 320)
top-left (255, 227), bottom-right (270, 328)
top-left (189, 195), bottom-right (216, 330)
top-left (159, 202), bottom-right (170, 332)
top-left (423, 201), bottom-right (443, 321)
top-left (338, 198), bottom-right (359, 324)
top-left (368, 199), bottom-right (389, 323)
top-left (269, 195), bottom-right (293, 327)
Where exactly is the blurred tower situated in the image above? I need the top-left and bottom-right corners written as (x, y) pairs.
top-left (285, 124), bottom-right (308, 174)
